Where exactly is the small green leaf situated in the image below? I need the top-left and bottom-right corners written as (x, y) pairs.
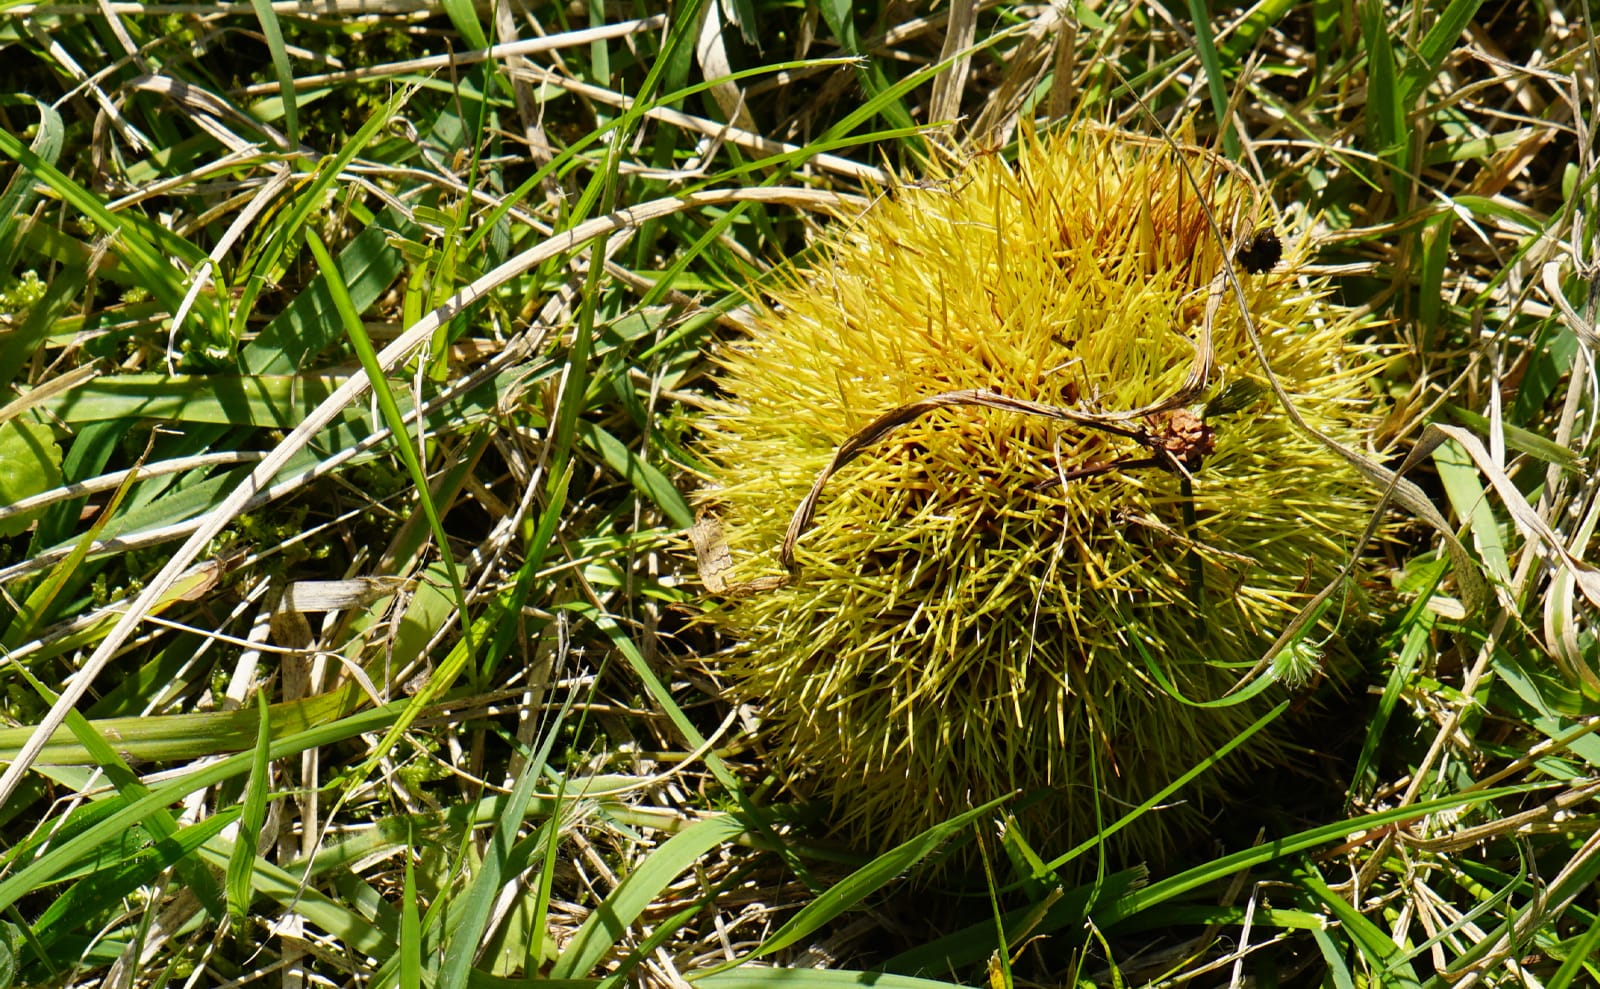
top-left (0, 416), bottom-right (63, 538)
top-left (0, 919), bottom-right (23, 989)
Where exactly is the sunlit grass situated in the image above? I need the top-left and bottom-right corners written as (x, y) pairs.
top-left (0, 0), bottom-right (1596, 986)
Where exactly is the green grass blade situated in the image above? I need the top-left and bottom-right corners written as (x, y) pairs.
top-left (439, 684), bottom-right (578, 989)
top-left (225, 695), bottom-right (274, 924)
top-left (1311, 925), bottom-right (1358, 989)
top-left (1351, 593), bottom-right (1436, 799)
top-left (0, 128), bottom-right (206, 331)
top-left (0, 701), bottom-right (403, 914)
top-left (341, 589), bottom-right (510, 800)
top-left (698, 969), bottom-right (965, 989)
top-left (1046, 700), bottom-right (1290, 872)
top-left (1219, 0), bottom-right (1297, 62)
top-left (1185, 0), bottom-right (1239, 159)
top-left (440, 0), bottom-right (489, 51)
top-left (247, 0), bottom-right (298, 150)
top-left (578, 421), bottom-right (692, 529)
top-left (228, 84), bottom-right (417, 349)
top-left (1432, 438), bottom-right (1511, 588)
top-left (1358, 0), bottom-right (1406, 174)
top-left (1417, 214), bottom-right (1451, 346)
top-left (1441, 403), bottom-right (1584, 469)
top-left (303, 224), bottom-right (486, 797)
top-left (0, 95), bottom-right (63, 276)
top-left (1093, 783), bottom-right (1552, 929)
top-left (4, 663), bottom-right (226, 918)
top-left (41, 372), bottom-right (342, 426)
top-left (1548, 909), bottom-right (1600, 989)
top-left (698, 795), bottom-right (1013, 977)
top-left (25, 812), bottom-right (236, 954)
top-left (882, 868), bottom-right (1146, 975)
top-left (3, 424), bottom-right (123, 647)
top-left (0, 680), bottom-right (369, 767)
top-left (1402, 0), bottom-right (1486, 105)
top-left (552, 814), bottom-right (746, 978)
top-left (303, 227), bottom-right (467, 604)
top-left (194, 837), bottom-right (398, 959)
top-left (576, 606), bottom-right (744, 804)
top-left (401, 835), bottom-right (422, 989)
top-left (1296, 862), bottom-right (1421, 986)
top-left (241, 222), bottom-right (409, 374)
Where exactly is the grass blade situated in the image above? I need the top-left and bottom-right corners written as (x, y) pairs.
top-left (552, 814), bottom-right (746, 978)
top-left (1185, 0), bottom-right (1239, 158)
top-left (225, 694), bottom-right (274, 924)
top-left (247, 0), bottom-right (298, 149)
top-left (707, 795), bottom-right (1013, 974)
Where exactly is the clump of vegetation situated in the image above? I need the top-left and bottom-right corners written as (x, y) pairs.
top-left (698, 127), bottom-right (1383, 858)
top-left (3, 0), bottom-right (1596, 983)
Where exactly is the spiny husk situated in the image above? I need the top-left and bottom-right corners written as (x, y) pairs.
top-left (696, 128), bottom-right (1380, 862)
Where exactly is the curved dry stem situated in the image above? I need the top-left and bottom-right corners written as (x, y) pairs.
top-left (777, 387), bottom-right (1194, 572)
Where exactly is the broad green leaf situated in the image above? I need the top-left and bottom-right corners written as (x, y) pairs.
top-left (42, 373), bottom-right (343, 427)
top-left (0, 919), bottom-right (21, 989)
top-left (241, 222), bottom-right (409, 374)
top-left (1433, 439), bottom-right (1511, 589)
top-left (0, 416), bottom-right (62, 538)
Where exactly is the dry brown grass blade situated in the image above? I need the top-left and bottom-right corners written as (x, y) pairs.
top-left (126, 73), bottom-right (292, 153)
top-left (928, 0), bottom-right (978, 128)
top-left (694, 2), bottom-right (756, 132)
